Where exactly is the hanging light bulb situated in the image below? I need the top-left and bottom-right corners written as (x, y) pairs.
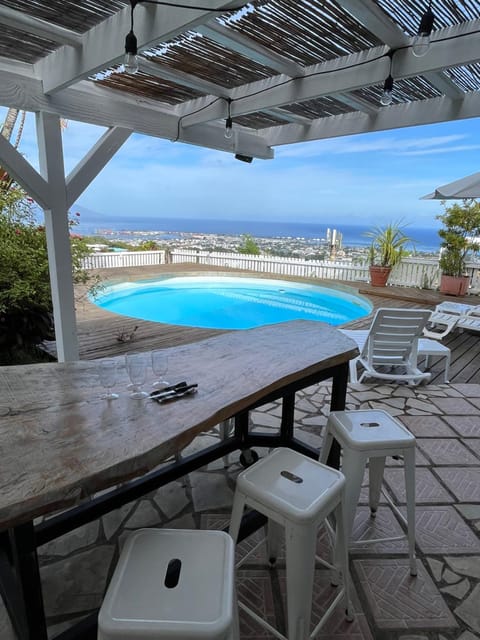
top-left (225, 117), bottom-right (233, 139)
top-left (380, 74), bottom-right (394, 106)
top-left (124, 31), bottom-right (139, 74)
top-left (412, 2), bottom-right (435, 57)
top-left (224, 99), bottom-right (233, 139)
top-left (123, 1), bottom-right (139, 74)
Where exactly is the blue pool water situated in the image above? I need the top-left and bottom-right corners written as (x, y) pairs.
top-left (91, 276), bottom-right (372, 330)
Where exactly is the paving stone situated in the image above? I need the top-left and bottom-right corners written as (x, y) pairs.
top-left (468, 397), bottom-right (480, 410)
top-left (39, 520), bottom-right (100, 557)
top-left (405, 398), bottom-right (442, 414)
top-left (443, 415), bottom-right (480, 437)
top-left (442, 568), bottom-right (460, 584)
top-left (190, 471), bottom-right (234, 511)
top-left (124, 499), bottom-right (161, 528)
top-left (367, 401), bottom-right (404, 416)
top-left (353, 558), bottom-right (457, 629)
top-left (444, 556), bottom-right (480, 579)
top-left (385, 448), bottom-right (429, 466)
top-left (435, 468), bottom-right (480, 502)
top-left (296, 397), bottom-right (318, 413)
top-left (407, 506), bottom-right (480, 554)
top-left (457, 631), bottom-right (480, 640)
top-left (163, 513), bottom-right (196, 531)
top-left (440, 578), bottom-right (470, 599)
top-left (454, 584), bottom-right (480, 633)
top-left (277, 569), bottom-right (374, 639)
top-left (399, 415), bottom-right (457, 437)
top-left (349, 506), bottom-right (409, 554)
top-left (41, 545), bottom-right (115, 616)
top-left (237, 569), bottom-right (279, 638)
top-left (451, 384), bottom-right (480, 397)
top-left (295, 429), bottom-right (322, 450)
top-left (251, 411), bottom-right (280, 429)
top-left (416, 438), bottom-right (480, 465)
top-left (102, 502), bottom-right (135, 540)
top-left (455, 504), bottom-right (480, 520)
top-left (464, 438), bottom-right (480, 458)
top-left (426, 557), bottom-right (444, 581)
top-left (384, 468), bottom-right (454, 504)
top-left (152, 480), bottom-right (190, 519)
top-left (430, 397), bottom-right (480, 415)
top-left (301, 415), bottom-right (326, 427)
top-left (380, 397), bottom-right (408, 409)
top-left (349, 391), bottom-right (385, 402)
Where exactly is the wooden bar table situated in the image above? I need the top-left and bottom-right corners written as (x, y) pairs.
top-left (0, 320), bottom-right (358, 640)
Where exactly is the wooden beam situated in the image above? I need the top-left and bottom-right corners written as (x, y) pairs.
top-left (37, 112), bottom-right (79, 362)
top-left (36, 1), bottom-right (243, 95)
top-left (0, 134), bottom-right (50, 209)
top-left (0, 5), bottom-right (82, 47)
top-left (263, 91), bottom-right (480, 146)
top-left (0, 71), bottom-right (272, 159)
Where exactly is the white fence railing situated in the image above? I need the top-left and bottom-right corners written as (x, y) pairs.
top-left (83, 249), bottom-right (480, 292)
top-left (83, 250), bottom-right (165, 269)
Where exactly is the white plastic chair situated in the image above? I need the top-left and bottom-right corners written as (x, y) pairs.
top-left (346, 308), bottom-right (432, 385)
top-left (341, 329), bottom-right (451, 383)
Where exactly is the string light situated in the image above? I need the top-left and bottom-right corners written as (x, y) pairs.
top-left (123, 0), bottom-right (139, 74)
top-left (412, 1), bottom-right (435, 57)
top-left (380, 51), bottom-right (394, 106)
top-left (225, 99), bottom-right (233, 139)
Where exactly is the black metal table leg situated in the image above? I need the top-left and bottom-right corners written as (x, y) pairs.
top-left (279, 392), bottom-right (295, 444)
top-left (0, 531), bottom-right (29, 640)
top-left (11, 522), bottom-right (48, 640)
top-left (326, 361), bottom-right (349, 469)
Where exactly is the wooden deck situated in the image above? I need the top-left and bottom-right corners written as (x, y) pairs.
top-left (55, 264), bottom-right (480, 384)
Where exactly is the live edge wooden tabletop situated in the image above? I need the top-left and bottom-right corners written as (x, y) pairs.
top-left (0, 320), bottom-right (358, 530)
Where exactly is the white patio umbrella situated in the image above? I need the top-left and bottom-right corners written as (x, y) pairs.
top-left (422, 171), bottom-right (480, 199)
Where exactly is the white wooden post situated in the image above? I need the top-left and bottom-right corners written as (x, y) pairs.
top-left (37, 112), bottom-right (79, 362)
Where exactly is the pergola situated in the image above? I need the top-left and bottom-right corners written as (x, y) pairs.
top-left (0, 0), bottom-right (479, 361)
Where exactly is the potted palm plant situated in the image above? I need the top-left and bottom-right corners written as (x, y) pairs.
top-left (437, 200), bottom-right (480, 296)
top-left (365, 222), bottom-right (412, 287)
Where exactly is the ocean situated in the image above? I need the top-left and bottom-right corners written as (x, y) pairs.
top-left (76, 215), bottom-right (442, 253)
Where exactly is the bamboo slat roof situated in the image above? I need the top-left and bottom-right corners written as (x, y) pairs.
top-left (0, 0), bottom-right (479, 158)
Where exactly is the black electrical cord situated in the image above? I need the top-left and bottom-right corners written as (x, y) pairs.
top-left (138, 0), bottom-right (248, 12)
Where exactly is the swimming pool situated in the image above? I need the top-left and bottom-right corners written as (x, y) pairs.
top-left (91, 275), bottom-right (372, 330)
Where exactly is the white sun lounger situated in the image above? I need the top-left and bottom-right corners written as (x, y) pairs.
top-left (423, 301), bottom-right (480, 339)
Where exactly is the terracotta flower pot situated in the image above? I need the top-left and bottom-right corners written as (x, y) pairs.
top-left (439, 274), bottom-right (470, 296)
top-left (369, 265), bottom-right (391, 287)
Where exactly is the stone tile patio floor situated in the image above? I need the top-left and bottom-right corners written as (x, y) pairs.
top-left (1, 382), bottom-right (480, 640)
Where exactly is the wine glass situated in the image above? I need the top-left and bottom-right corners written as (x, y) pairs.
top-left (99, 359), bottom-right (119, 400)
top-left (125, 352), bottom-right (149, 399)
top-left (151, 350), bottom-right (169, 388)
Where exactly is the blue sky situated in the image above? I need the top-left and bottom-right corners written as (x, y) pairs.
top-left (3, 108), bottom-right (480, 228)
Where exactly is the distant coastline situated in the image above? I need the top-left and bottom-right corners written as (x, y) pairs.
top-left (76, 215), bottom-right (442, 254)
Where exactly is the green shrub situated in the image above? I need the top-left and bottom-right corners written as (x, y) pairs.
top-left (0, 188), bottom-right (95, 364)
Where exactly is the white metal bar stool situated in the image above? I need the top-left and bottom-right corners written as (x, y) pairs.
top-left (229, 447), bottom-right (352, 640)
top-left (98, 528), bottom-right (239, 640)
top-left (319, 409), bottom-right (417, 576)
